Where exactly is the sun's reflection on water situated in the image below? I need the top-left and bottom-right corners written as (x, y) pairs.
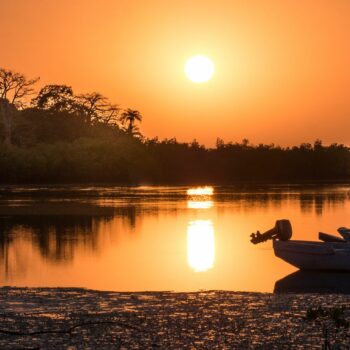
top-left (187, 186), bottom-right (214, 196)
top-left (187, 220), bottom-right (215, 272)
top-left (2, 185), bottom-right (350, 291)
top-left (187, 200), bottom-right (213, 209)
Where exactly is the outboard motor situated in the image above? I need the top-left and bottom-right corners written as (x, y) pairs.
top-left (250, 219), bottom-right (292, 244)
top-left (338, 227), bottom-right (350, 241)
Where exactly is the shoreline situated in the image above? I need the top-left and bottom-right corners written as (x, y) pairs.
top-left (1, 180), bottom-right (350, 187)
top-left (1, 287), bottom-right (350, 349)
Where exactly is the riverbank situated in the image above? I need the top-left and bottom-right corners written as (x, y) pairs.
top-left (1, 136), bottom-right (350, 185)
top-left (1, 288), bottom-right (350, 349)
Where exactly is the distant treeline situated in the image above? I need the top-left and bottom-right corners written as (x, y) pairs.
top-left (1, 67), bottom-right (350, 184)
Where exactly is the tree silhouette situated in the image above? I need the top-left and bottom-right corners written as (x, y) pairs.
top-left (32, 85), bottom-right (76, 112)
top-left (32, 87), bottom-right (121, 127)
top-left (1, 67), bottom-right (350, 184)
top-left (0, 68), bottom-right (38, 144)
top-left (120, 108), bottom-right (142, 135)
top-left (77, 92), bottom-right (120, 125)
top-left (0, 98), bottom-right (17, 144)
top-left (0, 68), bottom-right (39, 108)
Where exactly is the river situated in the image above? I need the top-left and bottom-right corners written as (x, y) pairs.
top-left (0, 184), bottom-right (349, 292)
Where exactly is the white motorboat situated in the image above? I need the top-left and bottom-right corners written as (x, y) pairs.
top-left (274, 239), bottom-right (350, 271)
top-left (251, 220), bottom-right (350, 272)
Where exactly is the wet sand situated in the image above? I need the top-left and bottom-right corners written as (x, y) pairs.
top-left (1, 287), bottom-right (350, 349)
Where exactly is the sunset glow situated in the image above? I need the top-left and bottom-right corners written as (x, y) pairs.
top-left (1, 1), bottom-right (348, 145)
top-left (185, 55), bottom-right (214, 83)
top-left (2, 1), bottom-right (350, 347)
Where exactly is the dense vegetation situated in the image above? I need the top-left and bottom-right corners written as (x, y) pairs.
top-left (1, 68), bottom-right (350, 184)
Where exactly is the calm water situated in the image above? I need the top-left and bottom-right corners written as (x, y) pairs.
top-left (0, 185), bottom-right (350, 292)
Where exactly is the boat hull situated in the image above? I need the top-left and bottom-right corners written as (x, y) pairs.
top-left (273, 240), bottom-right (350, 271)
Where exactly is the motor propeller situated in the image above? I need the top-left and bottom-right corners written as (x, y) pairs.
top-left (250, 219), bottom-right (292, 244)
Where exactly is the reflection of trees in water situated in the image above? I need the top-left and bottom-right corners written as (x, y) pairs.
top-left (114, 203), bottom-right (177, 230)
top-left (216, 190), bottom-right (349, 215)
top-left (298, 192), bottom-right (349, 216)
top-left (0, 215), bottom-right (113, 275)
top-left (0, 188), bottom-right (349, 279)
top-left (118, 206), bottom-right (137, 229)
top-left (28, 216), bottom-right (103, 261)
top-left (0, 204), bottom-right (165, 274)
top-left (0, 219), bottom-right (14, 278)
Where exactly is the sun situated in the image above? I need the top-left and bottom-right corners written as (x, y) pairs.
top-left (185, 55), bottom-right (215, 83)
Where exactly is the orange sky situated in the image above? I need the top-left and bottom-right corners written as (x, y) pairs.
top-left (1, 0), bottom-right (349, 146)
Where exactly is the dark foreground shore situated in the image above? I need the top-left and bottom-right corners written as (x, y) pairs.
top-left (1, 288), bottom-right (350, 349)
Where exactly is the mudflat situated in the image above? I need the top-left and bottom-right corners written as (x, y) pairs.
top-left (1, 287), bottom-right (350, 349)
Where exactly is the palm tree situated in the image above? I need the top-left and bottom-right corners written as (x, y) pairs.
top-left (120, 108), bottom-right (142, 135)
